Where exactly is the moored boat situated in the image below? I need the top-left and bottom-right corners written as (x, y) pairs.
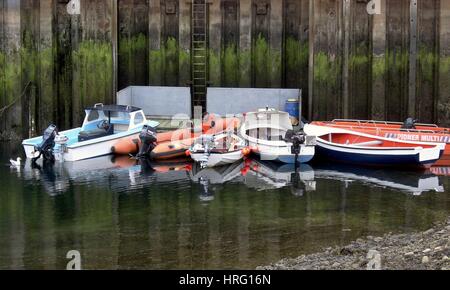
top-left (303, 124), bottom-right (445, 169)
top-left (188, 132), bottom-right (250, 168)
top-left (312, 119), bottom-right (450, 165)
top-left (22, 104), bottom-right (159, 162)
top-left (133, 114), bottom-right (242, 161)
top-left (240, 108), bottom-right (316, 164)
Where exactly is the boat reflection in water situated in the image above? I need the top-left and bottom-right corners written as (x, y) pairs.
top-left (312, 163), bottom-right (444, 196)
top-left (22, 155), bottom-right (137, 195)
top-left (189, 161), bottom-right (245, 202)
top-left (242, 159), bottom-right (316, 196)
top-left (19, 155), bottom-right (445, 197)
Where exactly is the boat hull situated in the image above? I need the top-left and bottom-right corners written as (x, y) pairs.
top-left (315, 142), bottom-right (438, 169)
top-left (252, 144), bottom-right (316, 164)
top-left (24, 131), bottom-right (141, 162)
top-left (190, 150), bottom-right (244, 167)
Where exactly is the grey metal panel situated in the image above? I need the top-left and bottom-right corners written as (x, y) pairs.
top-left (206, 88), bottom-right (301, 116)
top-left (117, 86), bottom-right (192, 118)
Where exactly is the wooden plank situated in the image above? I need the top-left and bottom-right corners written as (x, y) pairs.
top-left (38, 0), bottom-right (56, 132)
top-left (342, 0), bottom-right (350, 118)
top-left (415, 0), bottom-right (439, 123)
top-left (283, 0), bottom-right (309, 108)
top-left (161, 0), bottom-right (179, 86)
top-left (1, 0), bottom-right (22, 137)
top-left (311, 0), bottom-right (343, 120)
top-left (308, 0), bottom-right (314, 121)
top-left (386, 0), bottom-right (409, 122)
top-left (349, 0), bottom-right (371, 119)
top-left (438, 0), bottom-right (450, 126)
top-left (149, 0), bottom-right (162, 85)
top-left (371, 0), bottom-right (386, 120)
top-left (73, 0), bottom-right (114, 119)
top-left (0, 0), bottom-right (5, 112)
top-left (252, 0), bottom-right (270, 88)
top-left (111, 0), bottom-right (118, 99)
top-left (239, 0), bottom-right (252, 87)
top-left (222, 0), bottom-right (239, 87)
top-left (209, 0), bottom-right (222, 87)
top-left (20, 0), bottom-right (40, 137)
top-left (269, 0), bottom-right (282, 88)
top-left (118, 0), bottom-right (148, 89)
top-left (408, 0), bottom-right (417, 118)
top-left (178, 0), bottom-right (190, 86)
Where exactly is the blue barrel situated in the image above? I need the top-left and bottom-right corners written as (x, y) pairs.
top-left (285, 99), bottom-right (300, 125)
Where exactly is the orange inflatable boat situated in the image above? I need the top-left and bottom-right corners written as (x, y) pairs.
top-left (113, 114), bottom-right (241, 157)
top-left (312, 119), bottom-right (450, 166)
top-left (111, 127), bottom-right (197, 156)
top-left (150, 138), bottom-right (197, 160)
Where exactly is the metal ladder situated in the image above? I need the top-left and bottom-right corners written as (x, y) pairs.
top-left (191, 0), bottom-right (208, 111)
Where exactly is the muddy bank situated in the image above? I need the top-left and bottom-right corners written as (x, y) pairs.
top-left (258, 219), bottom-right (450, 270)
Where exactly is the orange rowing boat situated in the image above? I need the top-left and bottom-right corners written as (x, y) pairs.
top-left (312, 119), bottom-right (450, 166)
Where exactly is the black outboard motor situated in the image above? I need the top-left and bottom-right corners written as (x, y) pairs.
top-left (401, 118), bottom-right (417, 130)
top-left (33, 124), bottom-right (58, 163)
top-left (286, 131), bottom-right (306, 165)
top-left (136, 125), bottom-right (157, 159)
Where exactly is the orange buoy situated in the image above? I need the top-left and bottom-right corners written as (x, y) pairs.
top-left (242, 147), bottom-right (251, 156)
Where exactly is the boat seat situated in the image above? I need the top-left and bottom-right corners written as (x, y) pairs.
top-left (78, 124), bottom-right (114, 142)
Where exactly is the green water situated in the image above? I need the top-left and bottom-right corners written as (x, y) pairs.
top-left (0, 142), bottom-right (450, 270)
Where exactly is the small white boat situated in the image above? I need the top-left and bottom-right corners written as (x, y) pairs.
top-left (189, 132), bottom-right (249, 168)
top-left (22, 104), bottom-right (159, 162)
top-left (240, 108), bottom-right (316, 164)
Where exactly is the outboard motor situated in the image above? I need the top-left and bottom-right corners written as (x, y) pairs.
top-left (33, 124), bottom-right (58, 163)
top-left (286, 131), bottom-right (306, 165)
top-left (401, 118), bottom-right (417, 130)
top-left (136, 125), bottom-right (157, 159)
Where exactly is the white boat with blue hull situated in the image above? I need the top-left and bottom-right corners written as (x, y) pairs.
top-left (240, 108), bottom-right (316, 164)
top-left (22, 104), bottom-right (159, 162)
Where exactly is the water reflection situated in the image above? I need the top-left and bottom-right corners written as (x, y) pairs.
top-left (1, 146), bottom-right (450, 269)
top-left (19, 156), bottom-right (445, 197)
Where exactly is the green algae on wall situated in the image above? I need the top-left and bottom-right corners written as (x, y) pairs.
top-left (312, 51), bottom-right (342, 119)
top-left (239, 49), bottom-right (251, 87)
top-left (164, 37), bottom-right (179, 86)
top-left (149, 37), bottom-right (190, 86)
top-left (72, 40), bottom-right (114, 112)
top-left (208, 49), bottom-right (220, 86)
top-left (284, 38), bottom-right (309, 89)
top-left (0, 50), bottom-right (22, 106)
top-left (179, 48), bottom-right (190, 86)
top-left (285, 38), bottom-right (309, 73)
top-left (372, 56), bottom-right (386, 80)
top-left (119, 33), bottom-right (148, 87)
top-left (253, 34), bottom-right (269, 87)
top-left (37, 46), bottom-right (56, 132)
top-left (149, 49), bottom-right (163, 85)
top-left (222, 44), bottom-right (239, 87)
top-left (418, 47), bottom-right (438, 83)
